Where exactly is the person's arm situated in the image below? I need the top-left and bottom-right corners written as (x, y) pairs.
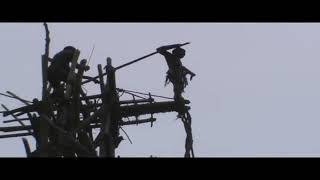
top-left (183, 66), bottom-right (196, 80)
top-left (157, 43), bottom-right (190, 56)
top-left (184, 67), bottom-right (195, 76)
top-left (156, 47), bottom-right (172, 56)
top-left (158, 44), bottom-right (181, 50)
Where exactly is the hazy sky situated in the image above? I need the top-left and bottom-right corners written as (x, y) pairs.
top-left (2, 23), bottom-right (320, 157)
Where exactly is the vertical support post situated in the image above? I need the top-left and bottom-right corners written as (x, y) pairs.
top-left (104, 57), bottom-right (120, 157)
top-left (74, 59), bottom-right (95, 156)
top-left (39, 54), bottom-right (50, 157)
top-left (59, 49), bottom-right (80, 157)
top-left (72, 59), bottom-right (87, 130)
top-left (98, 63), bottom-right (113, 157)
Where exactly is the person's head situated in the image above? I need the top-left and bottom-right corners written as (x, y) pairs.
top-left (63, 46), bottom-right (76, 60)
top-left (106, 57), bottom-right (112, 66)
top-left (172, 47), bottom-right (186, 58)
top-left (63, 46), bottom-right (76, 53)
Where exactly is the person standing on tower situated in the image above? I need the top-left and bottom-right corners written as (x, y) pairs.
top-left (156, 44), bottom-right (195, 101)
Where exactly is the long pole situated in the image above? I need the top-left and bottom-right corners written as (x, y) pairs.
top-left (115, 42), bottom-right (190, 71)
top-left (81, 42), bottom-right (190, 85)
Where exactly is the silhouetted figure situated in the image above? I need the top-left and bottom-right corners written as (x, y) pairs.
top-left (48, 46), bottom-right (76, 99)
top-left (157, 45), bottom-right (195, 101)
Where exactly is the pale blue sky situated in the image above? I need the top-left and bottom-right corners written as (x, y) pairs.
top-left (1, 23), bottom-right (320, 157)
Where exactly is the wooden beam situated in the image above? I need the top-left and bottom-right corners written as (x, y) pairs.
top-left (0, 132), bottom-right (32, 139)
top-left (3, 117), bottom-right (32, 123)
top-left (120, 100), bottom-right (190, 117)
top-left (1, 104), bottom-right (31, 133)
top-left (0, 125), bottom-right (32, 132)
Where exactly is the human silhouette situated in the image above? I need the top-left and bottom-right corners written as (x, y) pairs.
top-left (157, 45), bottom-right (195, 101)
top-left (48, 46), bottom-right (75, 87)
top-left (47, 46), bottom-right (76, 100)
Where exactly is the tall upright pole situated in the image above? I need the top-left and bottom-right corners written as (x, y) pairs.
top-left (38, 22), bottom-right (51, 157)
top-left (106, 57), bottom-right (121, 157)
top-left (99, 57), bottom-right (119, 157)
top-left (98, 58), bottom-right (116, 157)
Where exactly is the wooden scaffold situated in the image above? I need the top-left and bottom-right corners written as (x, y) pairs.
top-left (0, 23), bottom-right (196, 157)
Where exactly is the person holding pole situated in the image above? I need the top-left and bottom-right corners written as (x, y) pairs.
top-left (156, 44), bottom-right (195, 101)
